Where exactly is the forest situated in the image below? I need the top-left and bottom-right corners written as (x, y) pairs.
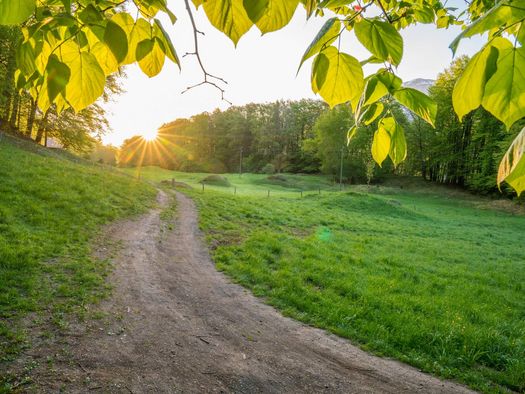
top-left (0, 26), bottom-right (116, 154)
top-left (119, 56), bottom-right (522, 196)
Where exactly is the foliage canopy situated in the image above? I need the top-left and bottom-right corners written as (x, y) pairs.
top-left (2, 0), bottom-right (525, 194)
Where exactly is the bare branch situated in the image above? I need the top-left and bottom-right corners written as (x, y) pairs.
top-left (182, 0), bottom-right (231, 104)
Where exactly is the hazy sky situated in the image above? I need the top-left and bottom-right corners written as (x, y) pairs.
top-left (101, 2), bottom-right (483, 146)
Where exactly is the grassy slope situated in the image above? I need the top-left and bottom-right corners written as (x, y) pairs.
top-left (139, 166), bottom-right (525, 393)
top-left (0, 136), bottom-right (156, 382)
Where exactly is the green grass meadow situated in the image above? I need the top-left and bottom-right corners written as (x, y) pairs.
top-left (139, 167), bottom-right (525, 393)
top-left (0, 137), bottom-right (156, 387)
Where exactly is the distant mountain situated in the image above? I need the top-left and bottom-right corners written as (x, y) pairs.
top-left (403, 78), bottom-right (434, 94)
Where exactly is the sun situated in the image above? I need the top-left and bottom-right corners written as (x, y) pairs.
top-left (141, 129), bottom-right (158, 142)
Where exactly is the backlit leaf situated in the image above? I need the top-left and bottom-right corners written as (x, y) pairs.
top-left (154, 19), bottom-right (180, 66)
top-left (452, 38), bottom-right (505, 120)
top-left (0, 0), bottom-right (35, 25)
top-left (299, 17), bottom-right (341, 71)
top-left (311, 46), bottom-right (364, 108)
top-left (498, 126), bottom-right (525, 195)
top-left (244, 0), bottom-right (300, 33)
top-left (371, 121), bottom-right (391, 166)
top-left (59, 46), bottom-right (105, 112)
top-left (202, 0), bottom-right (253, 45)
top-left (393, 87), bottom-right (437, 126)
top-left (137, 38), bottom-right (166, 78)
top-left (354, 18), bottom-right (403, 66)
top-left (104, 20), bottom-right (128, 64)
top-left (482, 46), bottom-right (525, 129)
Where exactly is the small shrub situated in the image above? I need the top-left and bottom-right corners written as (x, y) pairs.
top-left (200, 175), bottom-right (231, 187)
top-left (261, 163), bottom-right (275, 174)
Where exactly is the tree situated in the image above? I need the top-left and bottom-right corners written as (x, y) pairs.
top-left (1, 0), bottom-right (525, 194)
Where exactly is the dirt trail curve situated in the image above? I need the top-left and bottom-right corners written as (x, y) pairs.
top-left (37, 191), bottom-right (474, 393)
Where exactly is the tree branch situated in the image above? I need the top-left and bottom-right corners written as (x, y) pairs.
top-left (182, 0), bottom-right (231, 104)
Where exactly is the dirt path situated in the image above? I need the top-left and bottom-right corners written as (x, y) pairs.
top-left (35, 191), bottom-right (474, 393)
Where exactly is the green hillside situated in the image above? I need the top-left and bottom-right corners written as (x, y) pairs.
top-left (0, 134), bottom-right (156, 378)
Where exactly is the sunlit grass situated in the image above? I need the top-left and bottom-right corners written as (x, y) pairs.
top-left (185, 186), bottom-right (525, 393)
top-left (0, 138), bottom-right (156, 387)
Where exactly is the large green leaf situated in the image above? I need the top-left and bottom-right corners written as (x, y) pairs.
top-left (311, 46), bottom-right (364, 108)
top-left (59, 44), bottom-right (105, 112)
top-left (393, 87), bottom-right (437, 127)
top-left (104, 20), bottom-right (128, 64)
top-left (16, 40), bottom-right (37, 76)
top-left (0, 0), bottom-right (35, 25)
top-left (154, 19), bottom-right (180, 66)
top-left (452, 38), bottom-right (506, 120)
top-left (123, 18), bottom-right (151, 65)
top-left (450, 0), bottom-right (525, 54)
top-left (244, 0), bottom-right (300, 33)
top-left (498, 126), bottom-right (525, 195)
top-left (359, 102), bottom-right (384, 125)
top-left (136, 38), bottom-right (166, 78)
top-left (299, 17), bottom-right (341, 71)
top-left (383, 117), bottom-right (407, 166)
top-left (482, 46), bottom-right (525, 130)
top-left (45, 54), bottom-right (70, 103)
top-left (91, 42), bottom-right (119, 75)
top-left (371, 121), bottom-right (391, 166)
top-left (202, 0), bottom-right (253, 45)
top-left (354, 18), bottom-right (403, 66)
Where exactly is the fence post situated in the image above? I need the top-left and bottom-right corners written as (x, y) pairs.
top-left (300, 190), bottom-right (303, 198)
top-left (267, 190), bottom-right (270, 198)
top-left (234, 186), bottom-right (237, 195)
top-left (318, 188), bottom-right (321, 195)
top-left (171, 178), bottom-right (175, 187)
top-left (202, 183), bottom-right (204, 191)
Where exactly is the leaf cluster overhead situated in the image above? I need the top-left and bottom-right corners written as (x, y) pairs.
top-left (2, 0), bottom-right (525, 194)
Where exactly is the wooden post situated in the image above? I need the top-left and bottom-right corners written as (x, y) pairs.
top-left (202, 183), bottom-right (204, 191)
top-left (267, 190), bottom-right (270, 198)
top-left (300, 190), bottom-right (303, 198)
top-left (319, 188), bottom-right (321, 195)
top-left (234, 186), bottom-right (237, 195)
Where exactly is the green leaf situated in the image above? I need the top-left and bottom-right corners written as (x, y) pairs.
top-left (59, 44), bottom-right (105, 112)
top-left (310, 46), bottom-right (364, 108)
top-left (413, 6), bottom-right (435, 23)
top-left (244, 0), bottom-right (300, 33)
top-left (202, 0), bottom-right (254, 45)
top-left (154, 19), bottom-right (180, 66)
top-left (122, 18), bottom-right (151, 65)
top-left (16, 41), bottom-right (37, 76)
top-left (498, 126), bottom-right (525, 195)
top-left (347, 125), bottom-right (357, 144)
top-left (359, 102), bottom-right (384, 125)
top-left (45, 54), bottom-right (70, 103)
top-left (104, 20), bottom-right (128, 64)
top-left (376, 70), bottom-right (402, 92)
top-left (450, 0), bottom-right (525, 54)
top-left (371, 121), bottom-right (391, 167)
top-left (0, 0), bottom-right (35, 25)
top-left (383, 117), bottom-right (407, 166)
top-left (91, 42), bottom-right (119, 75)
top-left (482, 46), bottom-right (525, 130)
top-left (354, 18), bottom-right (403, 66)
top-left (362, 76), bottom-right (388, 107)
top-left (452, 38), bottom-right (505, 120)
top-left (136, 38), bottom-right (166, 78)
top-left (299, 17), bottom-right (341, 71)
top-left (393, 87), bottom-right (437, 127)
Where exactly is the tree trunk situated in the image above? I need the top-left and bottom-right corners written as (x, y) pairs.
top-left (35, 109), bottom-right (50, 144)
top-left (8, 93), bottom-right (19, 131)
top-left (26, 98), bottom-right (37, 137)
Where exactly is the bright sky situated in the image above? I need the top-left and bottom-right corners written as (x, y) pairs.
top-left (101, 1), bottom-right (483, 146)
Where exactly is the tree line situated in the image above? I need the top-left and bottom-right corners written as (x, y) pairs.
top-left (119, 56), bottom-right (521, 196)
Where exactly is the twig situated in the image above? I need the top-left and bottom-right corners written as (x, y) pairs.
top-left (182, 0), bottom-right (232, 104)
top-left (376, 0), bottom-right (392, 23)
